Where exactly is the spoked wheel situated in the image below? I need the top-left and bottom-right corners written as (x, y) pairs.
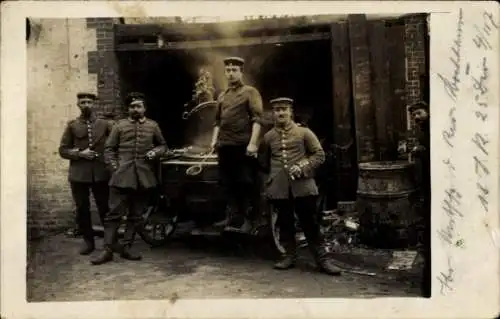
top-left (138, 195), bottom-right (179, 247)
top-left (268, 203), bottom-right (286, 256)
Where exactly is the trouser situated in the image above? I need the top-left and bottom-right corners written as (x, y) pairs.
top-left (416, 157), bottom-right (431, 297)
top-left (420, 187), bottom-right (431, 297)
top-left (271, 195), bottom-right (325, 257)
top-left (217, 145), bottom-right (261, 223)
top-left (70, 181), bottom-right (109, 241)
top-left (103, 186), bottom-right (151, 250)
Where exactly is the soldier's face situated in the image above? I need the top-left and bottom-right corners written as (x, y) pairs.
top-left (412, 108), bottom-right (428, 122)
top-left (128, 101), bottom-right (146, 119)
top-left (224, 65), bottom-right (242, 84)
top-left (77, 98), bottom-right (95, 116)
top-left (273, 104), bottom-right (293, 125)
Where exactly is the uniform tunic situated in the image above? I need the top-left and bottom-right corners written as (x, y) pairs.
top-left (104, 117), bottom-right (167, 190)
top-left (260, 122), bottom-right (325, 199)
top-left (214, 82), bottom-right (264, 146)
top-left (59, 115), bottom-right (113, 183)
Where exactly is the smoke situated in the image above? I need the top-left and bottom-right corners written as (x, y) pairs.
top-left (173, 21), bottom-right (282, 149)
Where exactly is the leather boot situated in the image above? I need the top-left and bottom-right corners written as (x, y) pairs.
top-left (119, 223), bottom-right (142, 261)
top-left (273, 255), bottom-right (297, 270)
top-left (120, 245), bottom-right (142, 261)
top-left (313, 247), bottom-right (342, 276)
top-left (91, 247), bottom-right (113, 265)
top-left (213, 209), bottom-right (231, 228)
top-left (274, 240), bottom-right (297, 270)
top-left (91, 222), bottom-right (118, 265)
top-left (79, 237), bottom-right (95, 255)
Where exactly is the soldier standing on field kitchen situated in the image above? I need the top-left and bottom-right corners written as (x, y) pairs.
top-left (210, 57), bottom-right (264, 232)
top-left (259, 97), bottom-right (342, 275)
top-left (59, 92), bottom-right (113, 255)
top-left (91, 92), bottom-right (167, 265)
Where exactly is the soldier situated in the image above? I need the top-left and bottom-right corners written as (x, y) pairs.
top-left (259, 97), bottom-right (341, 275)
top-left (409, 101), bottom-right (431, 297)
top-left (210, 56), bottom-right (264, 232)
top-left (91, 92), bottom-right (167, 265)
top-left (59, 92), bottom-right (113, 255)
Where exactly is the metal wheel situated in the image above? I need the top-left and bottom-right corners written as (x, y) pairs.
top-left (268, 203), bottom-right (286, 255)
top-left (138, 195), bottom-right (178, 247)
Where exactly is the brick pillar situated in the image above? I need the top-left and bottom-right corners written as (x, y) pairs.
top-left (348, 14), bottom-right (376, 163)
top-left (404, 14), bottom-right (427, 113)
top-left (86, 18), bottom-right (122, 119)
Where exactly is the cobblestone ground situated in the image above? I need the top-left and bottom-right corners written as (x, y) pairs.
top-left (27, 233), bottom-right (421, 301)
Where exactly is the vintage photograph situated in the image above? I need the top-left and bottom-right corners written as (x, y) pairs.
top-left (26, 13), bottom-right (431, 301)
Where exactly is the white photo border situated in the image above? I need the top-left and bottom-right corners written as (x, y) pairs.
top-left (1, 1), bottom-right (499, 318)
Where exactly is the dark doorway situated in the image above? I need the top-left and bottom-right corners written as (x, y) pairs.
top-left (116, 38), bottom-right (334, 149)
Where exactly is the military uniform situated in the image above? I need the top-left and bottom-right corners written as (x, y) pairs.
top-left (213, 57), bottom-right (265, 230)
top-left (92, 92), bottom-right (167, 265)
top-left (410, 102), bottom-right (431, 297)
top-left (58, 93), bottom-right (113, 255)
top-left (260, 97), bottom-right (341, 275)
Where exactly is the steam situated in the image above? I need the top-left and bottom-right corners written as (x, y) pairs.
top-left (165, 19), bottom-right (286, 150)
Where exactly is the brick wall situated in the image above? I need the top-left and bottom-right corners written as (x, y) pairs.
top-left (27, 18), bottom-right (98, 237)
top-left (404, 13), bottom-right (428, 130)
top-left (86, 18), bottom-right (123, 118)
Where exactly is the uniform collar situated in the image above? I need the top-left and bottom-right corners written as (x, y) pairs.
top-left (275, 121), bottom-right (296, 133)
top-left (228, 80), bottom-right (244, 90)
top-left (78, 113), bottom-right (96, 123)
top-left (128, 116), bottom-right (146, 124)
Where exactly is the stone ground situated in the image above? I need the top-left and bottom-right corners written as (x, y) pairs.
top-left (27, 232), bottom-right (421, 302)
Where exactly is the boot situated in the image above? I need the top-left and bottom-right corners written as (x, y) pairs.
top-left (91, 247), bottom-right (113, 265)
top-left (224, 214), bottom-right (245, 231)
top-left (274, 240), bottom-right (297, 270)
top-left (313, 247), bottom-right (342, 276)
top-left (238, 218), bottom-right (253, 233)
top-left (119, 222), bottom-right (142, 261)
top-left (273, 255), bottom-right (297, 270)
top-left (120, 245), bottom-right (142, 261)
top-left (79, 237), bottom-right (95, 255)
top-left (91, 222), bottom-right (118, 265)
top-left (214, 204), bottom-right (234, 228)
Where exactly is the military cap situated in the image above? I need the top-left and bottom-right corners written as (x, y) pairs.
top-left (125, 92), bottom-right (146, 106)
top-left (270, 97), bottom-right (294, 107)
top-left (223, 56), bottom-right (245, 67)
top-left (76, 92), bottom-right (97, 100)
top-left (407, 101), bottom-right (429, 112)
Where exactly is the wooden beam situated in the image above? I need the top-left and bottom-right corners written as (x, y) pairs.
top-left (386, 24), bottom-right (407, 141)
top-left (115, 32), bottom-right (331, 51)
top-left (114, 16), bottom-right (341, 39)
top-left (348, 14), bottom-right (376, 163)
top-left (330, 21), bottom-right (357, 201)
top-left (368, 20), bottom-right (391, 160)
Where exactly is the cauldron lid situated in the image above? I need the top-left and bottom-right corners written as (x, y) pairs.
top-left (358, 161), bottom-right (413, 170)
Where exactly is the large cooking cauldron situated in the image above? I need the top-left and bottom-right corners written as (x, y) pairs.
top-left (160, 146), bottom-right (226, 227)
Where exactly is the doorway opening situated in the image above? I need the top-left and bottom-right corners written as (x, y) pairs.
top-left (116, 37), bottom-right (334, 149)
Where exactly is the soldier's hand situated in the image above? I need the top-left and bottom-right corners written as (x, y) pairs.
top-left (146, 150), bottom-right (156, 160)
top-left (412, 145), bottom-right (425, 153)
top-left (79, 148), bottom-right (97, 160)
top-left (246, 143), bottom-right (258, 158)
top-left (289, 165), bottom-right (303, 179)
